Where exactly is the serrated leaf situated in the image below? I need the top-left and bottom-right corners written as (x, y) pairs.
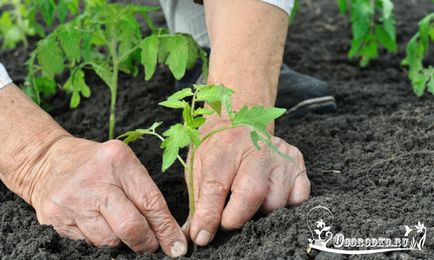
top-left (37, 37), bottom-right (64, 78)
top-left (141, 35), bottom-right (159, 80)
top-left (38, 0), bottom-right (56, 25)
top-left (193, 108), bottom-right (214, 116)
top-left (58, 25), bottom-right (81, 61)
top-left (380, 0), bottom-right (393, 20)
top-left (233, 106), bottom-right (286, 130)
top-left (411, 73), bottom-right (429, 96)
top-left (167, 88), bottom-right (194, 100)
top-left (118, 122), bottom-right (162, 144)
top-left (34, 77), bottom-right (57, 97)
top-left (159, 99), bottom-right (186, 109)
top-left (375, 25), bottom-right (397, 52)
top-left (63, 69), bottom-right (91, 108)
top-left (162, 35), bottom-right (189, 80)
top-left (161, 124), bottom-right (190, 172)
top-left (195, 84), bottom-right (233, 115)
top-left (89, 62), bottom-right (113, 88)
top-left (337, 0), bottom-right (347, 13)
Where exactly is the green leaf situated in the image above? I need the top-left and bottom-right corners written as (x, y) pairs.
top-left (233, 106), bottom-right (286, 130)
top-left (193, 107), bottom-right (214, 116)
top-left (63, 69), bottom-right (91, 108)
top-left (58, 25), bottom-right (81, 62)
top-left (337, 0), bottom-right (347, 13)
top-left (141, 35), bottom-right (159, 80)
top-left (427, 74), bottom-right (434, 94)
top-left (34, 77), bottom-right (57, 97)
top-left (38, 0), bottom-right (56, 25)
top-left (89, 62), bottom-right (113, 88)
top-left (118, 122), bottom-right (162, 144)
top-left (350, 0), bottom-right (373, 40)
top-left (167, 88), bottom-right (194, 100)
top-left (161, 124), bottom-right (190, 172)
top-left (195, 84), bottom-right (233, 116)
top-left (251, 130), bottom-right (294, 162)
top-left (161, 35), bottom-right (189, 79)
top-left (379, 0), bottom-right (393, 20)
top-left (159, 99), bottom-right (186, 109)
top-left (375, 25), bottom-right (397, 52)
top-left (37, 37), bottom-right (64, 78)
top-left (411, 73), bottom-right (429, 97)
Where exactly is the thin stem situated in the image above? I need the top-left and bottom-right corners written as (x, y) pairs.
top-left (150, 132), bottom-right (188, 169)
top-left (199, 126), bottom-right (234, 146)
top-left (108, 35), bottom-right (118, 140)
top-left (118, 44), bottom-right (141, 63)
top-left (13, 0), bottom-right (28, 48)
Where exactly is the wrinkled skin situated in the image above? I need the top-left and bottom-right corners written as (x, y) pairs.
top-left (184, 117), bottom-right (311, 246)
top-left (30, 137), bottom-right (188, 257)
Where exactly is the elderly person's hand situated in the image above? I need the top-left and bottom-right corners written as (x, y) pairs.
top-left (184, 117), bottom-right (310, 246)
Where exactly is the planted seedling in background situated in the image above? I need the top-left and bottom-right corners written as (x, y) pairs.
top-left (337, 0), bottom-right (397, 66)
top-left (26, 1), bottom-right (208, 139)
top-left (0, 0), bottom-right (79, 49)
top-left (119, 84), bottom-right (291, 219)
top-left (402, 12), bottom-right (434, 96)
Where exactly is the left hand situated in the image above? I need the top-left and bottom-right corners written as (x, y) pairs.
top-left (183, 117), bottom-right (311, 246)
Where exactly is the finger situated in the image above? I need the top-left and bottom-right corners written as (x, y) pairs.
top-left (221, 151), bottom-right (270, 230)
top-left (56, 225), bottom-right (90, 244)
top-left (76, 213), bottom-right (120, 248)
top-left (190, 150), bottom-right (237, 246)
top-left (287, 170), bottom-right (310, 206)
top-left (99, 188), bottom-right (159, 254)
top-left (119, 161), bottom-right (187, 257)
top-left (261, 164), bottom-right (292, 213)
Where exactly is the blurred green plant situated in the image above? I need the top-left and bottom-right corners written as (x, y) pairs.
top-left (0, 0), bottom-right (79, 49)
top-left (402, 13), bottom-right (434, 96)
top-left (26, 1), bottom-right (208, 139)
top-left (337, 0), bottom-right (397, 66)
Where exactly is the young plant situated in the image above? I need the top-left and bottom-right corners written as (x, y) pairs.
top-left (26, 1), bottom-right (208, 139)
top-left (0, 0), bottom-right (79, 49)
top-left (401, 12), bottom-right (434, 96)
top-left (119, 84), bottom-right (290, 218)
top-left (337, 0), bottom-right (397, 66)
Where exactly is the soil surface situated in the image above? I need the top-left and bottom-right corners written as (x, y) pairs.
top-left (1, 0), bottom-right (434, 259)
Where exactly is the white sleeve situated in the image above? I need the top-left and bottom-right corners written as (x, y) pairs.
top-left (260, 0), bottom-right (294, 15)
top-left (0, 63), bottom-right (13, 90)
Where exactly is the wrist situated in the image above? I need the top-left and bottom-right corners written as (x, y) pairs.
top-left (4, 131), bottom-right (72, 206)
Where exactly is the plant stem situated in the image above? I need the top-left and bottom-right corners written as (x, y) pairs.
top-left (108, 35), bottom-right (119, 140)
top-left (108, 62), bottom-right (118, 140)
top-left (13, 0), bottom-right (28, 48)
top-left (187, 146), bottom-right (196, 218)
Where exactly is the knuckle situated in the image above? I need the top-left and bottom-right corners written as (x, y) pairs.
top-left (203, 179), bottom-right (230, 196)
top-left (116, 218), bottom-right (145, 238)
top-left (102, 140), bottom-right (132, 161)
top-left (142, 189), bottom-right (166, 212)
top-left (198, 209), bottom-right (221, 227)
top-left (96, 237), bottom-right (121, 247)
top-left (237, 184), bottom-right (266, 205)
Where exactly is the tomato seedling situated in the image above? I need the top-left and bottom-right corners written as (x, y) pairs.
top-left (402, 12), bottom-right (434, 96)
top-left (337, 0), bottom-right (397, 66)
top-left (0, 0), bottom-right (79, 49)
top-left (119, 84), bottom-right (290, 218)
top-left (26, 1), bottom-right (208, 139)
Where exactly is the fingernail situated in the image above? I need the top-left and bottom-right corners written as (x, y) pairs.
top-left (195, 229), bottom-right (211, 246)
top-left (170, 241), bottom-right (187, 257)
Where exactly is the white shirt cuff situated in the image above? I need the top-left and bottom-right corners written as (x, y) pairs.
top-left (260, 0), bottom-right (294, 15)
top-left (0, 63), bottom-right (13, 90)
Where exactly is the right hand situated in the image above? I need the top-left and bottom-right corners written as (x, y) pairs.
top-left (28, 137), bottom-right (187, 257)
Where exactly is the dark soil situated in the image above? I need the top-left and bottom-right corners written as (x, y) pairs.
top-left (1, 0), bottom-right (434, 259)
